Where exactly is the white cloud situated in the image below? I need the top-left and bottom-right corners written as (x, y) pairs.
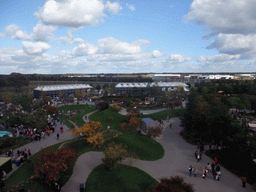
top-left (35, 0), bottom-right (108, 27)
top-left (198, 54), bottom-right (241, 63)
top-left (126, 3), bottom-right (135, 11)
top-left (5, 24), bottom-right (19, 36)
top-left (98, 37), bottom-right (141, 54)
top-left (12, 30), bottom-right (31, 40)
top-left (71, 43), bottom-right (99, 56)
top-left (2, 22), bottom-right (57, 42)
top-left (165, 54), bottom-right (191, 64)
top-left (58, 30), bottom-right (85, 44)
top-left (184, 0), bottom-right (256, 36)
top-left (0, 33), bottom-right (5, 38)
top-left (87, 53), bottom-right (150, 62)
top-left (152, 50), bottom-right (163, 58)
top-left (133, 39), bottom-right (151, 46)
top-left (105, 1), bottom-right (122, 14)
top-left (30, 22), bottom-right (57, 41)
top-left (22, 41), bottom-right (51, 55)
top-left (207, 34), bottom-right (256, 56)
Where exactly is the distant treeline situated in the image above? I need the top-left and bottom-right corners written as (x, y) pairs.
top-left (23, 74), bottom-right (153, 83)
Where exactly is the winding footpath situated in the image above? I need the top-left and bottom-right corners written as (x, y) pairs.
top-left (62, 108), bottom-right (255, 192)
top-left (2, 120), bottom-right (76, 177)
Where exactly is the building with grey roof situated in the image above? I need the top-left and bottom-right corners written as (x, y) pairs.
top-left (115, 82), bottom-right (189, 95)
top-left (34, 84), bottom-right (93, 99)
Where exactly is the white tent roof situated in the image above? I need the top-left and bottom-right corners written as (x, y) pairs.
top-left (34, 84), bottom-right (93, 91)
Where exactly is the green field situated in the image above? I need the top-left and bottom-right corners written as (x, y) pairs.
top-left (85, 164), bottom-right (158, 192)
top-left (142, 108), bottom-right (186, 121)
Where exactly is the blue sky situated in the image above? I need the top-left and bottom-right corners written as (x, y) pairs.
top-left (0, 0), bottom-right (256, 74)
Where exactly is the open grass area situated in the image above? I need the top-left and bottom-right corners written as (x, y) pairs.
top-left (105, 133), bottom-right (164, 161)
top-left (58, 104), bottom-right (96, 128)
top-left (85, 164), bottom-right (158, 192)
top-left (89, 108), bottom-right (126, 131)
top-left (5, 106), bottom-right (166, 191)
top-left (142, 108), bottom-right (186, 121)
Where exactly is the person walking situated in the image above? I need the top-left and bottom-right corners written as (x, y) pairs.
top-left (215, 164), bottom-right (221, 181)
top-left (197, 153), bottom-right (200, 162)
top-left (202, 168), bottom-right (206, 179)
top-left (57, 133), bottom-right (59, 140)
top-left (241, 176), bottom-right (247, 188)
top-left (194, 167), bottom-right (197, 177)
top-left (189, 165), bottom-right (193, 177)
top-left (195, 151), bottom-right (198, 160)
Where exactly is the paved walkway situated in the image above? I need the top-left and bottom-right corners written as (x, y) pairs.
top-left (62, 118), bottom-right (254, 192)
top-left (2, 120), bottom-right (76, 177)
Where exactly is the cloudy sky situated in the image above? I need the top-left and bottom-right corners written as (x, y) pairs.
top-left (0, 0), bottom-right (256, 74)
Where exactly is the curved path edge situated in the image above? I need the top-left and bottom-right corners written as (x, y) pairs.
top-left (62, 118), bottom-right (254, 192)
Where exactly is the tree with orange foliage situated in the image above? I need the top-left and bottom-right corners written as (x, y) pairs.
top-left (33, 147), bottom-right (77, 184)
top-left (74, 121), bottom-right (105, 148)
top-left (147, 126), bottom-right (163, 139)
top-left (45, 105), bottom-right (58, 115)
top-left (120, 122), bottom-right (128, 132)
top-left (128, 117), bottom-right (142, 132)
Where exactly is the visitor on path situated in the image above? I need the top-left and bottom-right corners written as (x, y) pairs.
top-left (214, 157), bottom-right (218, 165)
top-left (189, 165), bottom-right (193, 176)
top-left (194, 167), bottom-right (197, 177)
top-left (57, 133), bottom-right (59, 140)
top-left (211, 162), bottom-right (215, 173)
top-left (212, 170), bottom-right (217, 180)
top-left (202, 168), bottom-right (206, 179)
top-left (194, 151), bottom-right (198, 160)
top-left (197, 153), bottom-right (200, 162)
top-left (206, 163), bottom-right (211, 173)
top-left (215, 164), bottom-right (221, 181)
top-left (241, 176), bottom-right (247, 188)
top-left (170, 123), bottom-right (172, 128)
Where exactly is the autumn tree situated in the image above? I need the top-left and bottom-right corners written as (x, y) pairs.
top-left (81, 89), bottom-right (86, 98)
top-left (5, 72), bottom-right (29, 92)
top-left (1, 91), bottom-right (14, 103)
top-left (33, 147), bottom-right (77, 184)
top-left (110, 104), bottom-right (122, 112)
top-left (120, 122), bottom-right (128, 132)
top-left (45, 105), bottom-right (58, 115)
top-left (128, 117), bottom-right (142, 132)
top-left (74, 121), bottom-right (105, 148)
top-left (59, 90), bottom-right (63, 98)
top-left (75, 89), bottom-right (80, 98)
top-left (150, 176), bottom-right (194, 192)
top-left (147, 126), bottom-right (163, 139)
top-left (102, 142), bottom-right (129, 171)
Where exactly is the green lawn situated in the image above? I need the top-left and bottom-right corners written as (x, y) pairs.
top-left (142, 108), bottom-right (186, 121)
top-left (85, 164), bottom-right (158, 192)
top-left (104, 133), bottom-right (164, 161)
top-left (5, 106), bottom-right (166, 191)
top-left (58, 104), bottom-right (96, 128)
top-left (89, 108), bottom-right (126, 131)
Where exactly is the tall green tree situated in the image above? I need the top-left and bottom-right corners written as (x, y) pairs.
top-left (5, 73), bottom-right (29, 92)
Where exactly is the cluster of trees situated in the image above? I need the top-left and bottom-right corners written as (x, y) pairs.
top-left (195, 79), bottom-right (256, 95)
top-left (74, 121), bottom-right (105, 148)
top-left (25, 74), bottom-right (153, 83)
top-left (181, 85), bottom-right (256, 184)
top-left (181, 87), bottom-right (245, 145)
top-left (33, 147), bottom-right (77, 184)
top-left (0, 73), bottom-right (29, 92)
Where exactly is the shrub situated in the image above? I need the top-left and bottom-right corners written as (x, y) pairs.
top-left (110, 104), bottom-right (122, 112)
top-left (102, 142), bottom-right (129, 171)
top-left (147, 126), bottom-right (163, 139)
top-left (96, 101), bottom-right (109, 111)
